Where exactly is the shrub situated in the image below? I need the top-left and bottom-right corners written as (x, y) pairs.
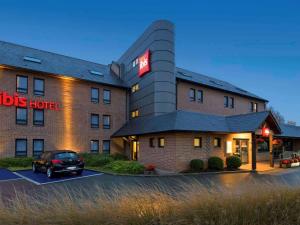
top-left (0, 157), bottom-right (34, 168)
top-left (79, 153), bottom-right (113, 167)
top-left (111, 153), bottom-right (128, 161)
top-left (208, 156), bottom-right (224, 170)
top-left (103, 161), bottom-right (145, 174)
top-left (226, 156), bottom-right (242, 169)
top-left (190, 159), bottom-right (204, 171)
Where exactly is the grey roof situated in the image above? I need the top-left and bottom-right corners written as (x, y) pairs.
top-left (0, 41), bottom-right (127, 88)
top-left (277, 124), bottom-right (300, 138)
top-left (176, 68), bottom-right (268, 102)
top-left (112, 110), bottom-right (280, 137)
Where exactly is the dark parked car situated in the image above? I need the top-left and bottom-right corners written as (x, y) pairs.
top-left (32, 150), bottom-right (84, 178)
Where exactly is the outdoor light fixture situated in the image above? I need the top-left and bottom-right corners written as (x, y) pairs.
top-left (226, 141), bottom-right (232, 154)
top-left (262, 127), bottom-right (270, 137)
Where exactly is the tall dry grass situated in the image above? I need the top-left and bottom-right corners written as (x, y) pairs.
top-left (0, 181), bottom-right (300, 225)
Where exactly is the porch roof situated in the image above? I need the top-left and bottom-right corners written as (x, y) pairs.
top-left (112, 110), bottom-right (281, 137)
top-left (276, 124), bottom-right (300, 139)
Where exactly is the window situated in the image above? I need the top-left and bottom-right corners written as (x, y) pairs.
top-left (158, 138), bottom-right (165, 148)
top-left (251, 102), bottom-right (258, 112)
top-left (15, 139), bottom-right (27, 157)
top-left (33, 139), bottom-right (44, 157)
top-left (34, 78), bottom-right (45, 96)
top-left (131, 83), bottom-right (139, 93)
top-left (103, 115), bottom-right (111, 129)
top-left (91, 88), bottom-right (99, 103)
top-left (131, 110), bottom-right (139, 118)
top-left (149, 138), bottom-right (155, 148)
top-left (103, 140), bottom-right (110, 154)
top-left (132, 58), bottom-right (139, 68)
top-left (90, 140), bottom-right (99, 153)
top-left (194, 137), bottom-right (202, 148)
top-left (197, 90), bottom-right (203, 103)
top-left (189, 88), bottom-right (196, 101)
top-left (91, 114), bottom-right (99, 128)
top-left (16, 75), bottom-right (28, 94)
top-left (16, 107), bottom-right (27, 125)
top-left (229, 97), bottom-right (234, 108)
top-left (33, 109), bottom-right (44, 126)
top-left (103, 90), bottom-right (111, 104)
top-left (224, 96), bottom-right (229, 108)
top-left (214, 137), bottom-right (222, 148)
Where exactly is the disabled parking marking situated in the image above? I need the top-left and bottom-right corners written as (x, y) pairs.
top-left (14, 169), bottom-right (103, 185)
top-left (0, 168), bottom-right (23, 182)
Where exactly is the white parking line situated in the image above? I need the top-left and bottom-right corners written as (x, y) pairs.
top-left (13, 172), bottom-right (103, 185)
top-left (0, 177), bottom-right (24, 183)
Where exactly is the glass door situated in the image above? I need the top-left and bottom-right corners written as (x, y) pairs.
top-left (235, 139), bottom-right (249, 164)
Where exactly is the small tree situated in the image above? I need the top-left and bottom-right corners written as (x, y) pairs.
top-left (268, 106), bottom-right (285, 124)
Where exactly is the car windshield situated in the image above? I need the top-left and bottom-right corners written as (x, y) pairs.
top-left (55, 152), bottom-right (78, 160)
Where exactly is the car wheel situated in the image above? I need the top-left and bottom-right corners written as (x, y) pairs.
top-left (46, 168), bottom-right (54, 178)
top-left (32, 163), bottom-right (38, 173)
top-left (77, 170), bottom-right (83, 176)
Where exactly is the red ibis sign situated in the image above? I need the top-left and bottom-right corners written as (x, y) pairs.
top-left (0, 91), bottom-right (60, 111)
top-left (138, 49), bottom-right (151, 77)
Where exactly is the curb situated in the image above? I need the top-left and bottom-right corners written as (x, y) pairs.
top-left (95, 169), bottom-right (253, 177)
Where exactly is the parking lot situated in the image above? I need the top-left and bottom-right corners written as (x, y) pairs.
top-left (0, 168), bottom-right (103, 185)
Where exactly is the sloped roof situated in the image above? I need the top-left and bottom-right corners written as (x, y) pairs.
top-left (112, 110), bottom-right (280, 137)
top-left (277, 124), bottom-right (300, 138)
top-left (0, 41), bottom-right (126, 88)
top-left (176, 68), bottom-right (268, 102)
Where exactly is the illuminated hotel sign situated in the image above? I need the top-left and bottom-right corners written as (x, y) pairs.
top-left (0, 91), bottom-right (60, 111)
top-left (138, 49), bottom-right (151, 77)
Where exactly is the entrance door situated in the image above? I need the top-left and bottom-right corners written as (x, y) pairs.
top-left (131, 141), bottom-right (139, 161)
top-left (235, 139), bottom-right (249, 164)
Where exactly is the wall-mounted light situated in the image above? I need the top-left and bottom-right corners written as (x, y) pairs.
top-left (262, 127), bottom-right (270, 137)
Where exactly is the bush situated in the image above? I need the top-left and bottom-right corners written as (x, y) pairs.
top-left (226, 156), bottom-right (242, 169)
top-left (103, 161), bottom-right (145, 174)
top-left (0, 157), bottom-right (34, 168)
top-left (208, 156), bottom-right (224, 170)
top-left (111, 153), bottom-right (128, 161)
top-left (190, 159), bottom-right (204, 171)
top-left (79, 153), bottom-right (113, 167)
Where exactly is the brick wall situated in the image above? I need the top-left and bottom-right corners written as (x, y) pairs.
top-left (0, 68), bottom-right (127, 157)
top-left (177, 80), bottom-right (266, 116)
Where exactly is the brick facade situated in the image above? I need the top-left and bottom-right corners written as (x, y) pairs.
top-left (0, 68), bottom-right (127, 157)
top-left (177, 80), bottom-right (266, 116)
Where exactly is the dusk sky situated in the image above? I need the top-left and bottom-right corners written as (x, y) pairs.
top-left (0, 0), bottom-right (299, 124)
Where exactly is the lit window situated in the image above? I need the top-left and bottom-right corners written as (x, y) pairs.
top-left (158, 138), bottom-right (165, 148)
top-left (91, 88), bottom-right (99, 103)
top-left (33, 139), bottom-right (44, 157)
top-left (15, 139), bottom-right (27, 157)
top-left (33, 109), bottom-right (44, 126)
top-left (34, 78), bottom-right (45, 96)
top-left (16, 107), bottom-right (27, 125)
top-left (194, 137), bottom-right (202, 148)
top-left (131, 110), bottom-right (139, 118)
top-left (103, 115), bottom-right (111, 129)
top-left (131, 83), bottom-right (140, 93)
top-left (16, 75), bottom-right (28, 94)
top-left (197, 90), bottom-right (203, 103)
top-left (189, 88), bottom-right (196, 101)
top-left (103, 140), bottom-right (110, 154)
top-left (91, 114), bottom-right (99, 128)
top-left (224, 96), bottom-right (229, 108)
top-left (214, 137), bottom-right (221, 148)
top-left (90, 140), bottom-right (99, 153)
top-left (103, 90), bottom-right (111, 104)
top-left (149, 138), bottom-right (155, 148)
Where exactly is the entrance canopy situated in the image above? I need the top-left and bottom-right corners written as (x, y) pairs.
top-left (112, 110), bottom-right (281, 137)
